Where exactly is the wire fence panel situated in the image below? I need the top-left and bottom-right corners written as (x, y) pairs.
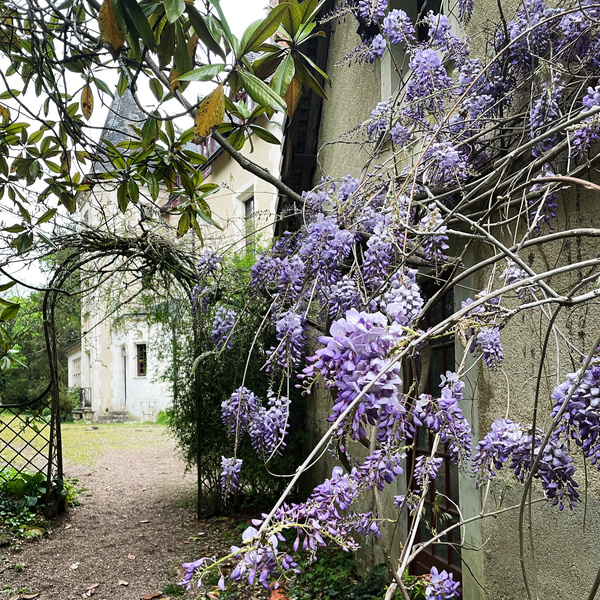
top-left (0, 389), bottom-right (63, 517)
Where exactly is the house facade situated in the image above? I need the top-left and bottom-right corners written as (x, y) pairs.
top-left (66, 89), bottom-right (284, 422)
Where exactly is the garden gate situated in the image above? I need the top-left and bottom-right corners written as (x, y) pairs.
top-left (0, 386), bottom-right (64, 517)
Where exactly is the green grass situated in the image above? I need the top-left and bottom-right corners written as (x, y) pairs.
top-left (61, 423), bottom-right (170, 466)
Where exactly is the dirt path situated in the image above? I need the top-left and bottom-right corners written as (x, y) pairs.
top-left (1, 426), bottom-right (216, 600)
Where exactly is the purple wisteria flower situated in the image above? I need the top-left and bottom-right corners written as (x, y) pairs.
top-left (367, 100), bottom-right (391, 138)
top-left (211, 306), bottom-right (236, 351)
top-left (378, 269), bottom-right (423, 326)
top-left (266, 310), bottom-right (306, 372)
top-left (358, 0), bottom-right (387, 22)
top-left (573, 85), bottom-right (600, 157)
top-left (422, 141), bottom-right (470, 186)
top-left (499, 261), bottom-right (538, 297)
top-left (417, 205), bottom-right (450, 263)
top-left (475, 327), bottom-right (504, 369)
top-left (249, 391), bottom-right (291, 459)
top-left (425, 567), bottom-right (460, 599)
top-left (220, 456), bottom-right (242, 499)
top-left (390, 122), bottom-right (412, 145)
top-left (529, 78), bottom-right (564, 157)
top-left (327, 275), bottom-right (364, 318)
top-left (456, 0), bottom-right (474, 23)
top-left (299, 214), bottom-right (355, 283)
top-left (302, 309), bottom-right (406, 441)
top-left (414, 455), bottom-right (443, 486)
top-left (551, 358), bottom-right (600, 466)
top-left (406, 49), bottom-right (454, 117)
top-left (473, 418), bottom-right (579, 510)
top-left (221, 386), bottom-right (259, 436)
top-left (413, 371), bottom-right (472, 463)
top-left (382, 9), bottom-right (416, 45)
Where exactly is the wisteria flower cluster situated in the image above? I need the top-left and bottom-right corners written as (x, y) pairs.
top-left (473, 418), bottom-right (579, 510)
top-left (211, 306), bottom-right (236, 351)
top-left (413, 371), bottom-right (472, 463)
top-left (302, 309), bottom-right (407, 441)
top-left (220, 387), bottom-right (290, 496)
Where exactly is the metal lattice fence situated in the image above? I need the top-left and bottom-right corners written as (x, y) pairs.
top-left (0, 388), bottom-right (63, 517)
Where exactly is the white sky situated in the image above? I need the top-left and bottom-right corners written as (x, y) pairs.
top-left (1, 0), bottom-right (269, 290)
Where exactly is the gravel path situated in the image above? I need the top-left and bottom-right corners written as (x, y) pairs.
top-left (1, 427), bottom-right (208, 600)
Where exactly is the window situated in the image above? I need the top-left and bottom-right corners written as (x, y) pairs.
top-left (244, 196), bottom-right (255, 252)
top-left (409, 285), bottom-right (462, 587)
top-left (136, 343), bottom-right (147, 377)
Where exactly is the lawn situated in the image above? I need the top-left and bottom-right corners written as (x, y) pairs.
top-left (1, 412), bottom-right (169, 474)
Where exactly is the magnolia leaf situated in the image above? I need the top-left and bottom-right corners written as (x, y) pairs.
top-left (81, 84), bottom-right (94, 120)
top-left (1, 303), bottom-right (19, 322)
top-left (187, 32), bottom-right (198, 63)
top-left (239, 3), bottom-right (289, 56)
top-left (270, 53), bottom-right (295, 98)
top-left (250, 125), bottom-right (280, 145)
top-left (283, 74), bottom-right (302, 118)
top-left (177, 209), bottom-right (191, 236)
top-left (99, 0), bottom-right (125, 56)
top-left (169, 68), bottom-right (181, 94)
top-left (164, 0), bottom-right (185, 23)
top-left (238, 71), bottom-right (286, 111)
top-left (149, 78), bottom-right (164, 102)
top-left (117, 181), bottom-right (129, 212)
top-left (177, 63), bottom-right (225, 82)
top-left (281, 0), bottom-right (302, 36)
top-left (119, 0), bottom-right (155, 49)
top-left (194, 83), bottom-right (225, 140)
top-left (227, 128), bottom-right (246, 151)
top-left (186, 5), bottom-right (225, 60)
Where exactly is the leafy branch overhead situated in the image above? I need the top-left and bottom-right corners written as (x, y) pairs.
top-left (0, 0), bottom-right (328, 246)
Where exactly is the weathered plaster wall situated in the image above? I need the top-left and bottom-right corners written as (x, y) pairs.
top-left (315, 5), bottom-right (381, 180)
top-left (472, 185), bottom-right (600, 599)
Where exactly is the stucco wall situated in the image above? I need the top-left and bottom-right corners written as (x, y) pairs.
top-left (471, 185), bottom-right (600, 599)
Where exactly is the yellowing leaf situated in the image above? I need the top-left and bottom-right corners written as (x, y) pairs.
top-left (0, 104), bottom-right (9, 120)
top-left (194, 83), bottom-right (225, 140)
top-left (284, 74), bottom-right (302, 119)
top-left (99, 0), bottom-right (125, 56)
top-left (187, 32), bottom-right (198, 64)
top-left (169, 67), bottom-right (181, 94)
top-left (81, 84), bottom-right (94, 120)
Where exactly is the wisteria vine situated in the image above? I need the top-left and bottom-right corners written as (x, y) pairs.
top-left (184, 0), bottom-right (600, 597)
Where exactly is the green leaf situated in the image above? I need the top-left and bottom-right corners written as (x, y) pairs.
top-left (238, 71), bottom-right (286, 111)
top-left (208, 0), bottom-right (237, 53)
top-left (177, 63), bottom-right (226, 82)
top-left (128, 178), bottom-right (139, 203)
top-left (36, 208), bottom-right (57, 225)
top-left (117, 181), bottom-right (129, 212)
top-left (14, 232), bottom-right (32, 255)
top-left (239, 3), bottom-right (289, 56)
top-left (119, 0), bottom-right (155, 48)
top-left (186, 5), bottom-right (225, 60)
top-left (117, 72), bottom-right (128, 96)
top-left (149, 78), bottom-right (164, 102)
top-left (0, 282), bottom-right (16, 292)
top-left (3, 224), bottom-right (25, 233)
top-left (177, 209), bottom-right (191, 236)
top-left (92, 77), bottom-right (115, 98)
top-left (164, 0), bottom-right (185, 23)
top-left (141, 116), bottom-right (159, 148)
top-left (227, 128), bottom-right (246, 150)
top-left (270, 53), bottom-right (295, 97)
top-left (281, 0), bottom-right (302, 36)
top-left (250, 125), bottom-right (281, 145)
